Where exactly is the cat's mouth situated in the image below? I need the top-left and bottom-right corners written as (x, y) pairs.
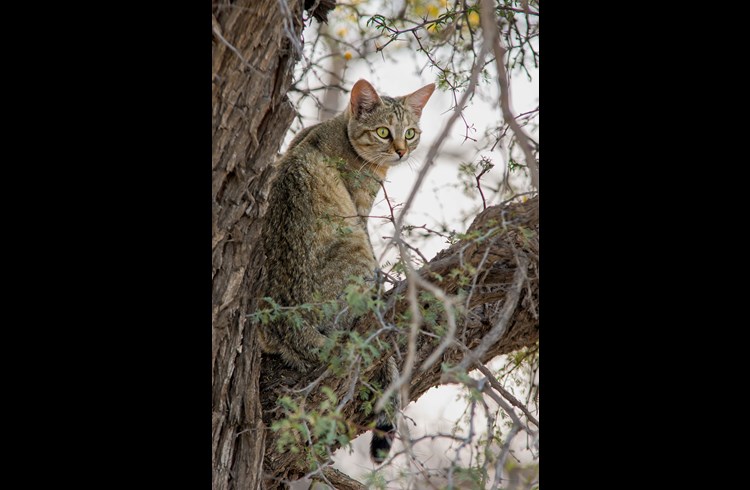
top-left (383, 152), bottom-right (407, 165)
top-left (358, 151), bottom-right (407, 167)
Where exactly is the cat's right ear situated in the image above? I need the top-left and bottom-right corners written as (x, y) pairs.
top-left (349, 79), bottom-right (381, 118)
top-left (403, 83), bottom-right (435, 118)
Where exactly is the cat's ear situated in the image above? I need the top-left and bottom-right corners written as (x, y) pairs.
top-left (349, 79), bottom-right (381, 118)
top-left (403, 83), bottom-right (435, 118)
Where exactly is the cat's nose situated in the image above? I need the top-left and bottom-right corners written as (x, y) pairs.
top-left (395, 149), bottom-right (406, 158)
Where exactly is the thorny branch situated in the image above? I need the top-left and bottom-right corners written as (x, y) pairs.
top-left (257, 1), bottom-right (540, 485)
top-left (369, 0), bottom-right (538, 422)
top-left (480, 0), bottom-right (539, 189)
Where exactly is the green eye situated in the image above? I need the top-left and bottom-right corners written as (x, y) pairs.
top-left (376, 127), bottom-right (390, 138)
top-left (405, 128), bottom-right (416, 139)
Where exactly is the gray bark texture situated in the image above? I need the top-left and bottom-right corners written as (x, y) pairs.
top-left (211, 1), bottom-right (538, 488)
top-left (212, 0), bottom-right (307, 488)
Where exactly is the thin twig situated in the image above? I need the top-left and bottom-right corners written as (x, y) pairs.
top-left (480, 0), bottom-right (539, 190)
top-left (475, 364), bottom-right (539, 428)
top-left (476, 163), bottom-right (493, 210)
top-left (490, 423), bottom-right (522, 490)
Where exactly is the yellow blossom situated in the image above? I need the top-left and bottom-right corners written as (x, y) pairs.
top-left (468, 11), bottom-right (480, 28)
top-left (336, 27), bottom-right (348, 37)
top-left (344, 51), bottom-right (353, 60)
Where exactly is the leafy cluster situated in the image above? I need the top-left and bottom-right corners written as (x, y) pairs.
top-left (272, 388), bottom-right (356, 469)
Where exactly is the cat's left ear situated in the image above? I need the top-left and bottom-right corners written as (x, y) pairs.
top-left (403, 83), bottom-right (435, 118)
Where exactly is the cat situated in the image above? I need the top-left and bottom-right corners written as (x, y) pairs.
top-left (259, 78), bottom-right (435, 464)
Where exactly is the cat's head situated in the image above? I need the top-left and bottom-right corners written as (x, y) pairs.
top-left (347, 79), bottom-right (435, 167)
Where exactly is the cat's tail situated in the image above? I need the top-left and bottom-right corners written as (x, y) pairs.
top-left (369, 357), bottom-right (400, 465)
top-left (370, 413), bottom-right (396, 464)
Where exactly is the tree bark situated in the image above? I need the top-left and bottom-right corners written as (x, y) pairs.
top-left (212, 1), bottom-right (310, 488)
top-left (212, 2), bottom-right (538, 488)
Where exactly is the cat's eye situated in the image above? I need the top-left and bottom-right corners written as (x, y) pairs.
top-left (375, 127), bottom-right (390, 139)
top-left (405, 128), bottom-right (416, 139)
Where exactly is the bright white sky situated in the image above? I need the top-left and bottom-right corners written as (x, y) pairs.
top-left (286, 6), bottom-right (539, 485)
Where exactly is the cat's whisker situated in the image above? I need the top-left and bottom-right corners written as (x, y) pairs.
top-left (405, 156), bottom-right (419, 172)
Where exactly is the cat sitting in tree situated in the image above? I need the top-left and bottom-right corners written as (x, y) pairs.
top-left (259, 79), bottom-right (435, 464)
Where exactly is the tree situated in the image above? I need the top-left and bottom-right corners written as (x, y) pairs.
top-left (212, 1), bottom-right (539, 488)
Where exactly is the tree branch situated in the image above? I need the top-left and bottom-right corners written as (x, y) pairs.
top-left (259, 195), bottom-right (539, 483)
top-left (319, 467), bottom-right (366, 490)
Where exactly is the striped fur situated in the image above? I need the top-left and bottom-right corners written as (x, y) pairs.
top-left (259, 79), bottom-right (435, 464)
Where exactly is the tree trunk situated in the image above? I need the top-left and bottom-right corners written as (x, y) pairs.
top-left (212, 1), bottom-right (309, 488)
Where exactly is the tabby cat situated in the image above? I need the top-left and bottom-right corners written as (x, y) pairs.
top-left (259, 78), bottom-right (435, 464)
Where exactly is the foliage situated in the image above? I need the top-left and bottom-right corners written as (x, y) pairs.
top-left (272, 388), bottom-right (357, 470)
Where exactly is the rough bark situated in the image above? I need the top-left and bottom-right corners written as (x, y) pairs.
top-left (212, 1), bottom-right (310, 488)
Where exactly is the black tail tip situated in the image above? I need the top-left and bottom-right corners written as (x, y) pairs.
top-left (370, 424), bottom-right (396, 465)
